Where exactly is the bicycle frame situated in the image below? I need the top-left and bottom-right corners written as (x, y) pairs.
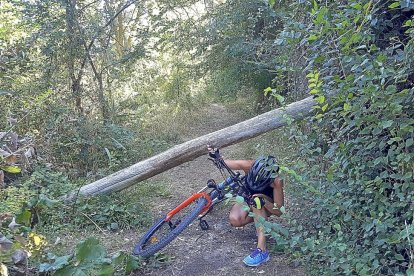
top-left (164, 156), bottom-right (249, 224)
top-left (133, 150), bottom-right (252, 257)
top-left (165, 191), bottom-right (212, 221)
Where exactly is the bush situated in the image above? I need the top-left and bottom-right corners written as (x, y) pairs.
top-left (260, 0), bottom-right (414, 274)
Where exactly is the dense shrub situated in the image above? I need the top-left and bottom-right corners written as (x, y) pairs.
top-left (263, 0), bottom-right (414, 274)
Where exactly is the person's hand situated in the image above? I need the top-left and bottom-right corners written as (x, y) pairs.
top-left (248, 196), bottom-right (266, 210)
top-left (207, 145), bottom-right (220, 159)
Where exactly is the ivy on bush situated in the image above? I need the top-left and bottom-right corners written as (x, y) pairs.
top-left (261, 0), bottom-right (414, 274)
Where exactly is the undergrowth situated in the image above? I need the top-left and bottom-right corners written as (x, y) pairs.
top-left (0, 165), bottom-right (172, 274)
top-left (250, 0), bottom-right (414, 275)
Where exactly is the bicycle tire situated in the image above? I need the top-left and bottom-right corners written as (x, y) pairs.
top-left (133, 197), bottom-right (208, 258)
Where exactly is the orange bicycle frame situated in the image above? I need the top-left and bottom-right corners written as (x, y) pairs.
top-left (165, 192), bottom-right (212, 221)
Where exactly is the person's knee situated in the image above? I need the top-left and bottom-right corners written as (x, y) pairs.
top-left (229, 211), bottom-right (251, 227)
top-left (229, 212), bottom-right (244, 227)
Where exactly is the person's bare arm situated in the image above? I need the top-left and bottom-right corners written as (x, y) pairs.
top-left (223, 159), bottom-right (254, 174)
top-left (270, 178), bottom-right (284, 216)
top-left (207, 145), bottom-right (253, 173)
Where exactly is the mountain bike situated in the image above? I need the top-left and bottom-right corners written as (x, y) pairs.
top-left (133, 149), bottom-right (252, 258)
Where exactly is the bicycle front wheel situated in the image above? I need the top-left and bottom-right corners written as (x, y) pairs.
top-left (133, 196), bottom-right (208, 258)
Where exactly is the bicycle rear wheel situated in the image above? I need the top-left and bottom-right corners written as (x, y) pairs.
top-left (133, 197), bottom-right (208, 258)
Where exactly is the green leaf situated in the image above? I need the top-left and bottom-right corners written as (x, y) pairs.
top-left (406, 138), bottom-right (413, 147)
top-left (39, 263), bottom-right (52, 273)
top-left (274, 38), bottom-right (284, 45)
top-left (39, 255), bottom-right (72, 272)
top-left (75, 238), bottom-right (106, 264)
top-left (38, 194), bottom-right (60, 208)
top-left (403, 19), bottom-right (414, 27)
top-left (235, 195), bottom-right (245, 204)
top-left (315, 7), bottom-right (327, 25)
top-left (104, 148), bottom-right (112, 165)
top-left (110, 222), bottom-right (119, 231)
top-left (381, 120), bottom-right (393, 129)
top-left (351, 3), bottom-right (362, 9)
top-left (326, 170), bottom-right (333, 181)
top-left (0, 165), bottom-right (21, 173)
top-left (264, 86), bottom-right (272, 96)
top-left (242, 205), bottom-right (250, 212)
top-left (321, 103), bottom-right (329, 112)
top-left (55, 266), bottom-right (87, 276)
top-left (394, 254), bottom-right (405, 261)
top-left (16, 208), bottom-right (31, 226)
top-left (316, 95), bottom-right (325, 104)
top-left (343, 102), bottom-right (350, 111)
top-left (407, 268), bottom-right (414, 276)
top-left (125, 255), bottom-right (140, 273)
top-left (372, 127), bottom-right (382, 136)
top-left (273, 93), bottom-right (285, 104)
top-left (97, 264), bottom-right (114, 276)
top-left (268, 0), bottom-right (276, 6)
top-left (388, 2), bottom-right (399, 9)
top-left (344, 213), bottom-right (352, 222)
top-left (308, 34), bottom-right (318, 42)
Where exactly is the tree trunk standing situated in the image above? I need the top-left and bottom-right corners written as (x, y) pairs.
top-left (96, 73), bottom-right (110, 123)
top-left (65, 0), bottom-right (83, 113)
top-left (63, 96), bottom-right (316, 201)
top-left (87, 51), bottom-right (110, 123)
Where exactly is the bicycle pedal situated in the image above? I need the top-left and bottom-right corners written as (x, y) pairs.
top-left (199, 219), bottom-right (209, 230)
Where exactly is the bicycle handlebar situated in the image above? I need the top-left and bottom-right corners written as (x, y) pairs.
top-left (208, 147), bottom-right (238, 178)
top-left (207, 147), bottom-right (251, 201)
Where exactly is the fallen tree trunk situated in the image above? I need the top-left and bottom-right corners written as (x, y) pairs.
top-left (63, 96), bottom-right (316, 201)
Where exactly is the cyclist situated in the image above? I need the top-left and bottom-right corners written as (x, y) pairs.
top-left (209, 147), bottom-right (284, 267)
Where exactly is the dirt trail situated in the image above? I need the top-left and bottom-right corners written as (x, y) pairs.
top-left (131, 104), bottom-right (304, 276)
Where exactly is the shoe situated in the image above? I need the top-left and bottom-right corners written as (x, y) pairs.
top-left (243, 248), bottom-right (270, 267)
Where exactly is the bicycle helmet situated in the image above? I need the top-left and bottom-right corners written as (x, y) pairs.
top-left (246, 156), bottom-right (279, 192)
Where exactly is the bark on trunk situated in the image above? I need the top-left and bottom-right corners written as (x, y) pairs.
top-left (65, 0), bottom-right (83, 113)
top-left (63, 96), bottom-right (316, 202)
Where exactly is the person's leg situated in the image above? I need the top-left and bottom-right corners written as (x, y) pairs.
top-left (242, 197), bottom-right (272, 267)
top-left (228, 203), bottom-right (254, 227)
top-left (251, 206), bottom-right (268, 251)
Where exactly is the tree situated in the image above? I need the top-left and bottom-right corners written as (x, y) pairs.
top-left (63, 95), bottom-right (315, 200)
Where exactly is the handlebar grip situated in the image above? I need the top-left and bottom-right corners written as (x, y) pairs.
top-left (208, 147), bottom-right (221, 159)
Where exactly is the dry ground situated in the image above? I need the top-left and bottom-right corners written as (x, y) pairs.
top-left (115, 104), bottom-right (305, 276)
